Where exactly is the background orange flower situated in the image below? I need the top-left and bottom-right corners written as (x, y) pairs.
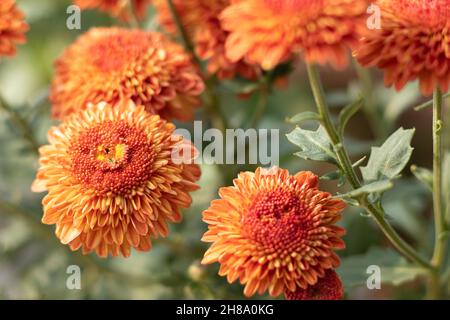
top-left (0, 0), bottom-right (28, 57)
top-left (221, 0), bottom-right (370, 70)
top-left (74, 0), bottom-right (152, 21)
top-left (50, 27), bottom-right (204, 121)
top-left (153, 0), bottom-right (260, 79)
top-left (32, 101), bottom-right (201, 258)
top-left (355, 0), bottom-right (450, 95)
top-left (202, 168), bottom-right (346, 297)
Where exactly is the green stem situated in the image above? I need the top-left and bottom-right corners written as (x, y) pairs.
top-left (166, 0), bottom-right (200, 66)
top-left (354, 62), bottom-right (388, 139)
top-left (306, 64), bottom-right (361, 188)
top-left (248, 79), bottom-right (269, 129)
top-left (0, 95), bottom-right (40, 154)
top-left (166, 0), bottom-right (228, 132)
top-left (306, 63), bottom-right (433, 270)
top-left (126, 0), bottom-right (140, 28)
top-left (428, 86), bottom-right (447, 299)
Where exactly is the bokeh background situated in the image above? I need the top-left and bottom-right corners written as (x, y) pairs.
top-left (0, 0), bottom-right (447, 299)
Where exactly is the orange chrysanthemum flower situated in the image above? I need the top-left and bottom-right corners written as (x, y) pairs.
top-left (201, 167), bottom-right (346, 297)
top-left (50, 27), bottom-right (204, 121)
top-left (221, 0), bottom-right (370, 70)
top-left (355, 0), bottom-right (450, 95)
top-left (153, 0), bottom-right (259, 79)
top-left (74, 0), bottom-right (151, 21)
top-left (0, 0), bottom-right (28, 57)
top-left (284, 269), bottom-right (344, 300)
top-left (32, 101), bottom-right (201, 258)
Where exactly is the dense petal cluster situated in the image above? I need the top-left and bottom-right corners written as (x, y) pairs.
top-left (153, 0), bottom-right (259, 79)
top-left (221, 0), bottom-right (371, 70)
top-left (74, 0), bottom-right (152, 21)
top-left (201, 167), bottom-right (346, 297)
top-left (0, 0), bottom-right (28, 57)
top-left (32, 101), bottom-right (201, 258)
top-left (355, 0), bottom-right (450, 95)
top-left (284, 269), bottom-right (344, 300)
top-left (50, 27), bottom-right (204, 121)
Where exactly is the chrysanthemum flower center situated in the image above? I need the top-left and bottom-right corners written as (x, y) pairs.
top-left (87, 30), bottom-right (149, 72)
top-left (243, 189), bottom-right (307, 251)
top-left (95, 143), bottom-right (129, 169)
top-left (263, 0), bottom-right (323, 11)
top-left (384, 0), bottom-right (450, 26)
top-left (70, 120), bottom-right (156, 195)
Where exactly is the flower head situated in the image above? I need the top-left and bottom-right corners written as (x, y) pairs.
top-left (154, 0), bottom-right (260, 79)
top-left (355, 0), bottom-right (450, 95)
top-left (50, 27), bottom-right (204, 121)
top-left (0, 0), bottom-right (28, 57)
top-left (74, 0), bottom-right (152, 21)
top-left (284, 269), bottom-right (344, 300)
top-left (32, 101), bottom-right (201, 258)
top-left (201, 167), bottom-right (346, 297)
top-left (221, 0), bottom-right (370, 70)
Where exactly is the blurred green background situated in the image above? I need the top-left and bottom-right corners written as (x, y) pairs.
top-left (0, 0), bottom-right (446, 299)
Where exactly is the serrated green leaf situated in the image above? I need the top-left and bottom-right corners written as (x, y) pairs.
top-left (338, 98), bottom-right (363, 136)
top-left (321, 170), bottom-right (346, 186)
top-left (339, 247), bottom-right (426, 287)
top-left (339, 180), bottom-right (393, 199)
top-left (410, 165), bottom-right (433, 191)
top-left (360, 127), bottom-right (415, 182)
top-left (286, 111), bottom-right (321, 124)
top-left (286, 126), bottom-right (338, 164)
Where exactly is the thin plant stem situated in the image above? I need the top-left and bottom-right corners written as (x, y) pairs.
top-left (166, 0), bottom-right (228, 132)
top-left (306, 63), bottom-right (433, 270)
top-left (354, 61), bottom-right (387, 139)
top-left (427, 86), bottom-right (447, 299)
top-left (249, 79), bottom-right (270, 129)
top-left (0, 95), bottom-right (40, 154)
top-left (126, 0), bottom-right (140, 28)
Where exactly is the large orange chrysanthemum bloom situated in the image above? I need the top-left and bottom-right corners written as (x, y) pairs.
top-left (50, 28), bottom-right (204, 121)
top-left (32, 101), bottom-right (201, 258)
top-left (284, 269), bottom-right (344, 300)
top-left (153, 0), bottom-right (259, 79)
top-left (355, 0), bottom-right (450, 95)
top-left (74, 0), bottom-right (151, 21)
top-left (0, 0), bottom-right (28, 57)
top-left (220, 0), bottom-right (370, 70)
top-left (201, 167), bottom-right (346, 297)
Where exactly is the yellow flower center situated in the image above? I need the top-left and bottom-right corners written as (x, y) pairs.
top-left (96, 144), bottom-right (128, 168)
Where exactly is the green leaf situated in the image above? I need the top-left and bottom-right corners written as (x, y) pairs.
top-left (443, 152), bottom-right (450, 224)
top-left (286, 111), bottom-right (321, 124)
top-left (338, 98), bottom-right (363, 136)
top-left (286, 126), bottom-right (338, 164)
top-left (410, 165), bottom-right (433, 191)
top-left (339, 247), bottom-right (426, 288)
top-left (338, 180), bottom-right (393, 199)
top-left (321, 170), bottom-right (346, 187)
top-left (360, 127), bottom-right (415, 182)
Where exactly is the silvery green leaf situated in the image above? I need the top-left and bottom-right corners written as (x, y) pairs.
top-left (410, 165), bottom-right (433, 191)
top-left (338, 98), bottom-right (364, 136)
top-left (286, 125), bottom-right (338, 164)
top-left (339, 180), bottom-right (393, 199)
top-left (286, 111), bottom-right (321, 124)
top-left (360, 127), bottom-right (415, 182)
